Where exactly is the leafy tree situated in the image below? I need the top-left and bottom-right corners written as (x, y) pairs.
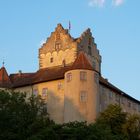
top-left (1, 89), bottom-right (140, 140)
top-left (123, 114), bottom-right (140, 140)
top-left (96, 104), bottom-right (127, 139)
top-left (0, 89), bottom-right (50, 140)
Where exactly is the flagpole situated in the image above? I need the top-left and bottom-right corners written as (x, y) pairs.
top-left (68, 21), bottom-right (71, 34)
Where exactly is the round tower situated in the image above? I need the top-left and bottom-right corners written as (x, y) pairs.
top-left (64, 52), bottom-right (99, 123)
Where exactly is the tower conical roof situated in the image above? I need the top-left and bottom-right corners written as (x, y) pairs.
top-left (72, 51), bottom-right (93, 70)
top-left (0, 66), bottom-right (11, 88)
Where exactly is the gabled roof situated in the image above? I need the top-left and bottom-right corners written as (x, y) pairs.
top-left (0, 67), bottom-right (12, 88)
top-left (72, 52), bottom-right (93, 70)
top-left (10, 65), bottom-right (72, 88)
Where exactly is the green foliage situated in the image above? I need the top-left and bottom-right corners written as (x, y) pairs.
top-left (0, 89), bottom-right (140, 140)
top-left (96, 104), bottom-right (127, 136)
top-left (0, 89), bottom-right (50, 140)
top-left (123, 114), bottom-right (140, 140)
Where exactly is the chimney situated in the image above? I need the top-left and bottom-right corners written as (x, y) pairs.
top-left (18, 70), bottom-right (22, 76)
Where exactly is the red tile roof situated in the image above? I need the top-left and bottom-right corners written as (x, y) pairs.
top-left (0, 67), bottom-right (12, 88)
top-left (72, 51), bottom-right (93, 70)
top-left (10, 65), bottom-right (72, 88)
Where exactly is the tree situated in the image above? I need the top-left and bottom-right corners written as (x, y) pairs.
top-left (96, 104), bottom-right (127, 139)
top-left (123, 114), bottom-right (140, 140)
top-left (1, 89), bottom-right (140, 140)
top-left (0, 89), bottom-right (51, 140)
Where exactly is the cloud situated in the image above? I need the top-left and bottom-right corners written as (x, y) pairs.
top-left (88, 0), bottom-right (124, 7)
top-left (112, 0), bottom-right (124, 6)
top-left (88, 0), bottom-right (105, 7)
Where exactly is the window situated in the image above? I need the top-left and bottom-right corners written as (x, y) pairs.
top-left (62, 59), bottom-right (65, 67)
top-left (55, 43), bottom-right (61, 51)
top-left (50, 57), bottom-right (53, 63)
top-left (33, 89), bottom-right (38, 96)
top-left (88, 46), bottom-right (92, 55)
top-left (42, 88), bottom-right (48, 97)
top-left (109, 92), bottom-right (113, 99)
top-left (128, 101), bottom-right (131, 108)
top-left (67, 73), bottom-right (72, 82)
top-left (121, 97), bottom-right (125, 104)
top-left (133, 103), bottom-right (136, 110)
top-left (58, 82), bottom-right (62, 90)
top-left (88, 38), bottom-right (91, 45)
top-left (80, 71), bottom-right (87, 81)
top-left (80, 91), bottom-right (87, 102)
top-left (115, 94), bottom-right (119, 102)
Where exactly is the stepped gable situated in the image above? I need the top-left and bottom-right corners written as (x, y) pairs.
top-left (76, 28), bottom-right (92, 43)
top-left (71, 51), bottom-right (93, 70)
top-left (39, 23), bottom-right (75, 53)
top-left (0, 67), bottom-right (12, 88)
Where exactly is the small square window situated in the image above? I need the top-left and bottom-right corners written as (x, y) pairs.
top-left (50, 57), bottom-right (53, 63)
top-left (109, 92), bottom-right (113, 99)
top-left (128, 101), bottom-right (131, 108)
top-left (115, 94), bottom-right (119, 102)
top-left (121, 97), bottom-right (125, 104)
top-left (80, 91), bottom-right (87, 102)
top-left (58, 82), bottom-right (62, 90)
top-left (133, 103), bottom-right (136, 110)
top-left (42, 88), bottom-right (48, 97)
top-left (67, 73), bottom-right (72, 82)
top-left (88, 46), bottom-right (92, 55)
top-left (62, 59), bottom-right (65, 67)
top-left (80, 71), bottom-right (87, 81)
top-left (33, 89), bottom-right (38, 96)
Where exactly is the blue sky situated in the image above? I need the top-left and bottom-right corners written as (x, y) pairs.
top-left (0, 0), bottom-right (140, 100)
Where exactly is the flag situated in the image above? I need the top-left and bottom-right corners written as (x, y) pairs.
top-left (69, 21), bottom-right (71, 31)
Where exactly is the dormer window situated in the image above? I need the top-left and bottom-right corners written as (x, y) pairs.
top-left (50, 57), bottom-right (53, 63)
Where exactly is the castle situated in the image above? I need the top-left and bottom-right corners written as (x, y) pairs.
top-left (0, 24), bottom-right (140, 123)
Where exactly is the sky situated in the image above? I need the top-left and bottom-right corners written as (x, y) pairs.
top-left (0, 0), bottom-right (140, 100)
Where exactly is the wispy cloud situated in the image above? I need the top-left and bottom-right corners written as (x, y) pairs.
top-left (88, 0), bottom-right (105, 7)
top-left (88, 0), bottom-right (125, 7)
top-left (112, 0), bottom-right (124, 6)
